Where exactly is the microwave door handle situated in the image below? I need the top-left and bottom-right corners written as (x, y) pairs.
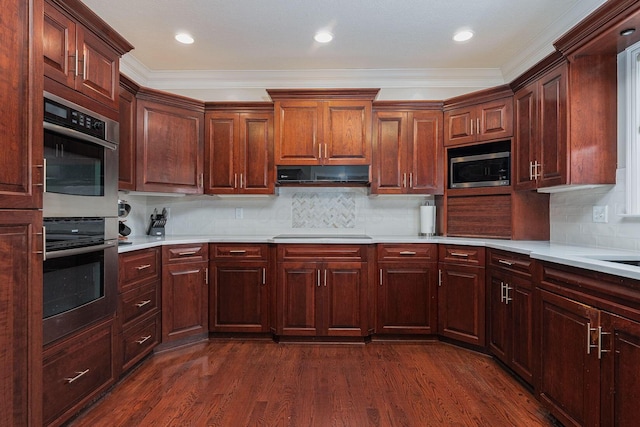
top-left (45, 241), bottom-right (117, 259)
top-left (43, 121), bottom-right (117, 151)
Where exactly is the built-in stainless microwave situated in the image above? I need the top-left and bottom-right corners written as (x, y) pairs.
top-left (450, 151), bottom-right (510, 189)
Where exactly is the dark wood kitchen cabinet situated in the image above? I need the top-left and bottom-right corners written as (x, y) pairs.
top-left (438, 245), bottom-right (486, 347)
top-left (512, 52), bottom-right (616, 191)
top-left (43, 317), bottom-right (116, 427)
top-left (537, 261), bottom-right (640, 427)
top-left (136, 89), bottom-right (205, 194)
top-left (371, 103), bottom-right (444, 194)
top-left (161, 244), bottom-right (209, 347)
top-left (209, 243), bottom-right (271, 333)
top-left (117, 247), bottom-right (161, 374)
top-left (444, 88), bottom-right (513, 146)
top-left (204, 104), bottom-right (274, 194)
top-left (376, 244), bottom-right (438, 335)
top-left (268, 89), bottom-right (378, 165)
top-left (487, 249), bottom-right (534, 385)
top-left (118, 75), bottom-right (139, 191)
top-left (43, 0), bottom-right (132, 112)
top-left (276, 244), bottom-right (370, 337)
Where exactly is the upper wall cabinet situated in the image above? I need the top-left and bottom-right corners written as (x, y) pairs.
top-left (372, 102), bottom-right (444, 194)
top-left (511, 52), bottom-right (616, 191)
top-left (444, 87), bottom-right (513, 146)
top-left (136, 89), bottom-right (205, 194)
top-left (205, 104), bottom-right (274, 195)
top-left (43, 0), bottom-right (132, 113)
top-left (268, 89), bottom-right (379, 165)
top-left (118, 75), bottom-right (138, 191)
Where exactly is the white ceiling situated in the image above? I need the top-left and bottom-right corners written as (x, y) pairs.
top-left (82, 0), bottom-right (607, 100)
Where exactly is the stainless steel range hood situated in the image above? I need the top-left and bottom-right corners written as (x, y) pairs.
top-left (276, 165), bottom-right (370, 186)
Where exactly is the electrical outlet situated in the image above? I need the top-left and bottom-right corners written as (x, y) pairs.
top-left (235, 207), bottom-right (243, 219)
top-left (592, 205), bottom-right (608, 223)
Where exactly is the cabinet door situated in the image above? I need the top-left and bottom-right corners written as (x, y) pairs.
top-left (278, 262), bottom-right (320, 336)
top-left (0, 210), bottom-right (42, 427)
top-left (509, 274), bottom-right (534, 384)
top-left (239, 112), bottom-right (274, 194)
top-left (444, 107), bottom-right (475, 146)
top-left (210, 261), bottom-right (268, 332)
top-left (274, 101), bottom-right (321, 165)
top-left (377, 262), bottom-right (437, 335)
top-left (75, 26), bottom-right (119, 110)
top-left (408, 110), bottom-right (443, 193)
top-left (323, 100), bottom-right (371, 165)
top-left (137, 99), bottom-right (204, 193)
top-left (371, 111), bottom-right (407, 194)
top-left (43, 1), bottom-right (76, 89)
top-left (118, 82), bottom-right (136, 190)
top-left (1, 0), bottom-right (42, 209)
top-left (323, 261), bottom-right (367, 336)
top-left (514, 83), bottom-right (537, 191)
top-left (488, 270), bottom-right (509, 362)
top-left (477, 98), bottom-right (513, 142)
top-left (538, 64), bottom-right (568, 188)
top-left (537, 289), bottom-right (600, 427)
top-left (162, 261), bottom-right (208, 343)
top-left (600, 312), bottom-right (640, 427)
top-left (438, 263), bottom-right (485, 346)
top-left (205, 112), bottom-right (237, 194)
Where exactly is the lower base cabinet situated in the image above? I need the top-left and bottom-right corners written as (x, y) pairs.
top-left (537, 262), bottom-right (640, 427)
top-left (276, 245), bottom-right (370, 337)
top-left (438, 245), bottom-right (486, 347)
top-left (43, 318), bottom-right (116, 427)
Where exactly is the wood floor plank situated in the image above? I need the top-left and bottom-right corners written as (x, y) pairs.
top-left (70, 340), bottom-right (555, 426)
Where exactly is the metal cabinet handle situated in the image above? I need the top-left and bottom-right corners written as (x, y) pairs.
top-left (240, 173), bottom-right (244, 189)
top-left (470, 117), bottom-right (474, 135)
top-left (234, 173), bottom-right (238, 189)
top-left (136, 335), bottom-right (152, 345)
top-left (205, 267), bottom-right (209, 285)
top-left (379, 269), bottom-right (383, 286)
top-left (65, 369), bottom-right (89, 384)
top-left (229, 250), bottom-right (247, 254)
top-left (317, 269), bottom-right (321, 287)
top-left (476, 118), bottom-right (480, 135)
top-left (450, 252), bottom-right (469, 258)
top-left (135, 300), bottom-right (151, 308)
top-left (403, 173), bottom-right (407, 188)
top-left (498, 259), bottom-right (513, 266)
top-left (438, 269), bottom-right (443, 287)
top-left (178, 251), bottom-right (198, 256)
top-left (598, 327), bottom-right (611, 359)
top-left (262, 268), bottom-right (266, 285)
top-left (505, 284), bottom-right (512, 305)
top-left (42, 226), bottom-right (46, 261)
top-left (319, 143), bottom-right (322, 159)
top-left (500, 282), bottom-right (505, 303)
top-left (399, 251), bottom-right (416, 256)
top-left (136, 264), bottom-right (151, 270)
top-left (324, 269), bottom-right (327, 287)
top-left (409, 173), bottom-right (413, 188)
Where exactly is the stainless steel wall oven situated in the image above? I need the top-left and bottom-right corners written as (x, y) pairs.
top-left (42, 92), bottom-right (119, 345)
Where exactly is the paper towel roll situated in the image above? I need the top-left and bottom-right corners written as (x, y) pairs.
top-left (420, 205), bottom-right (436, 236)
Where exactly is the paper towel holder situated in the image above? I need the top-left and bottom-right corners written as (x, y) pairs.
top-left (419, 203), bottom-right (437, 237)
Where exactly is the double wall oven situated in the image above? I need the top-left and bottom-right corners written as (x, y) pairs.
top-left (42, 92), bottom-right (119, 345)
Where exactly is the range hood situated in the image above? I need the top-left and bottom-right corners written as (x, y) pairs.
top-left (276, 165), bottom-right (370, 186)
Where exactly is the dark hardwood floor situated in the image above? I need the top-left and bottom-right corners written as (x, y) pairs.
top-left (70, 340), bottom-right (555, 426)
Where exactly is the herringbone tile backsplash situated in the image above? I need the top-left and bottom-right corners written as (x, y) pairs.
top-left (292, 192), bottom-right (355, 228)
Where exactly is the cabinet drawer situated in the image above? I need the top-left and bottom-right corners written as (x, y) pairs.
top-left (119, 281), bottom-right (159, 327)
top-left (278, 244), bottom-right (366, 261)
top-left (377, 244), bottom-right (436, 261)
top-left (119, 247), bottom-right (160, 290)
top-left (163, 243), bottom-right (209, 263)
top-left (211, 243), bottom-right (268, 260)
top-left (122, 312), bottom-right (160, 371)
top-left (488, 249), bottom-right (532, 276)
top-left (43, 319), bottom-right (114, 426)
top-left (439, 245), bottom-right (485, 265)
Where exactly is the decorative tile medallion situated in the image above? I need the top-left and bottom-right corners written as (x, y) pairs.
top-left (292, 192), bottom-right (356, 228)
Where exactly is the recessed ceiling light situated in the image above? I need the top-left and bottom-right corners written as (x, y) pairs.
top-left (314, 31), bottom-right (333, 43)
top-left (175, 33), bottom-right (194, 44)
top-left (453, 30), bottom-right (474, 42)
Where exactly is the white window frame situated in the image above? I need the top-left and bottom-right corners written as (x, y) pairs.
top-left (625, 42), bottom-right (640, 215)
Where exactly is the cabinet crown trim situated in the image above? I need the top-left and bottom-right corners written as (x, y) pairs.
top-left (267, 88), bottom-right (380, 101)
top-left (443, 85), bottom-right (513, 110)
top-left (137, 87), bottom-right (205, 112)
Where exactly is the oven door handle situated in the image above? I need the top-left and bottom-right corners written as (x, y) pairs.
top-left (45, 240), bottom-right (118, 259)
top-left (43, 121), bottom-right (117, 151)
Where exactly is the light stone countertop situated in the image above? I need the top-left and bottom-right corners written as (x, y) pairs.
top-left (118, 234), bottom-right (640, 281)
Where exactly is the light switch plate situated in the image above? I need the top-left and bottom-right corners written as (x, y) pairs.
top-left (592, 205), bottom-right (608, 223)
top-left (235, 207), bottom-right (243, 219)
